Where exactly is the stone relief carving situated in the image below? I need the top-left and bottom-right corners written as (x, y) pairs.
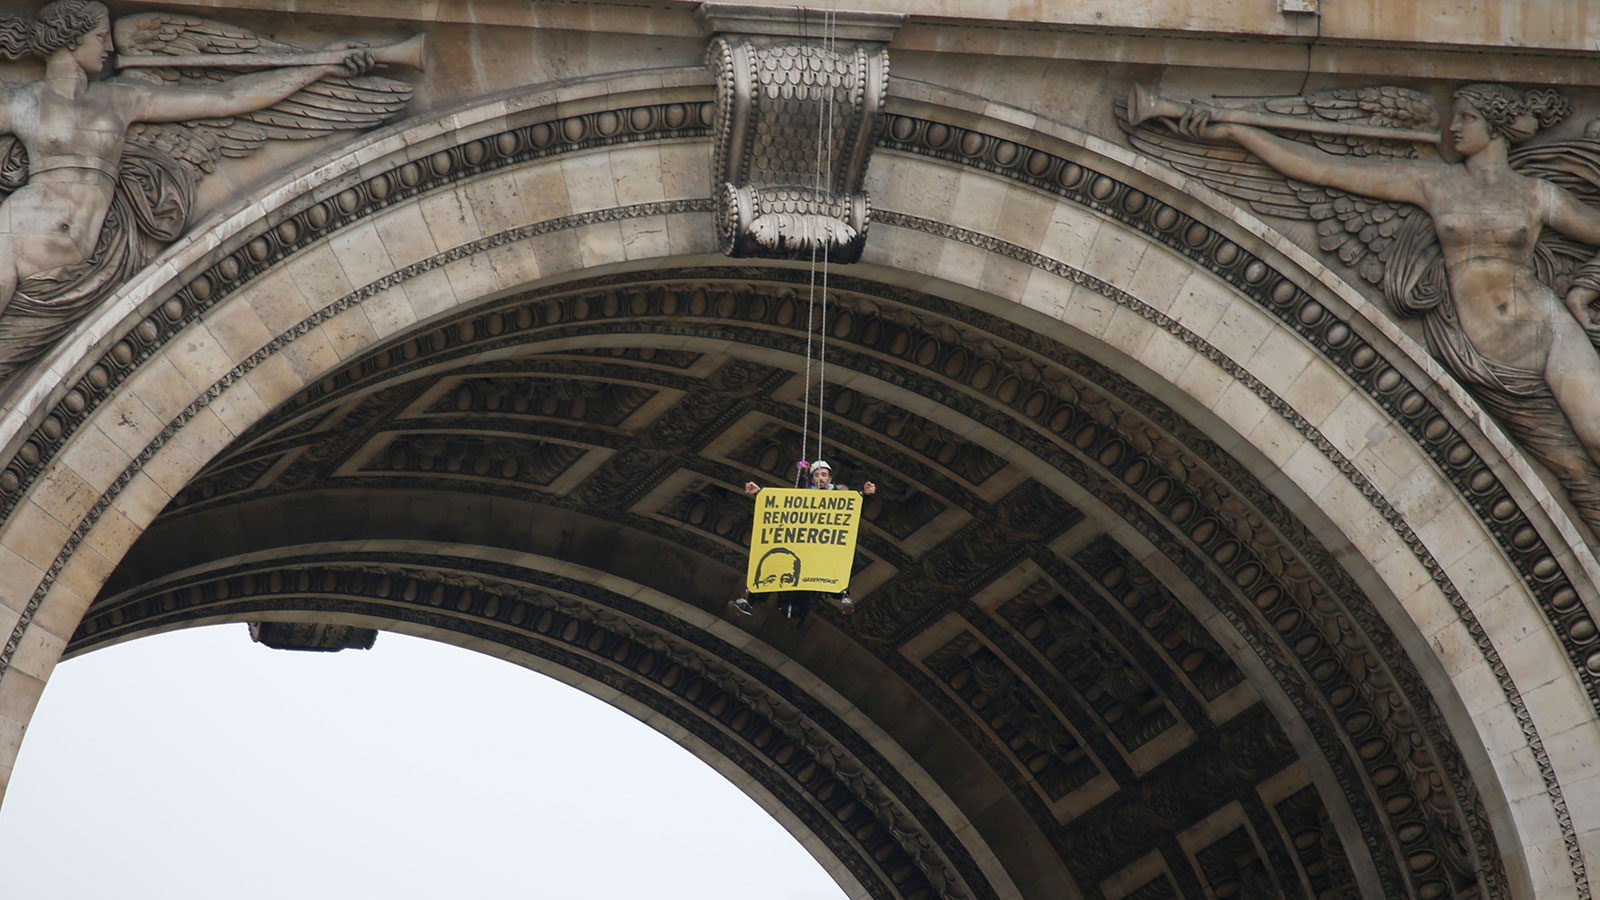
top-left (1017, 587), bottom-right (1178, 750)
top-left (361, 433), bottom-right (588, 486)
top-left (705, 30), bottom-right (889, 262)
top-left (1124, 82), bottom-right (1600, 540)
top-left (0, 2), bottom-right (418, 386)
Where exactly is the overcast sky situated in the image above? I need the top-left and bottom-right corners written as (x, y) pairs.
top-left (0, 626), bottom-right (850, 900)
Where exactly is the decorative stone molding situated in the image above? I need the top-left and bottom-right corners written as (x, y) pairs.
top-left (116, 267), bottom-right (1509, 899)
top-left (0, 100), bottom-right (716, 524)
top-left (703, 5), bottom-right (899, 262)
top-left (697, 3), bottom-right (904, 43)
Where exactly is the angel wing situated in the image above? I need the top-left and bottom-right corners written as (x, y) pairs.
top-left (1259, 86), bottom-right (1440, 156)
top-left (1119, 87), bottom-right (1438, 290)
top-left (111, 13), bottom-right (413, 175)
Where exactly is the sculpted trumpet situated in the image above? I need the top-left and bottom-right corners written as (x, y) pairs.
top-left (116, 33), bottom-right (426, 71)
top-left (1126, 84), bottom-right (1441, 144)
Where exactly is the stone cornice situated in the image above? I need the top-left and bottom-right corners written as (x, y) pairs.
top-left (107, 0), bottom-right (1600, 83)
top-left (696, 2), bottom-right (905, 41)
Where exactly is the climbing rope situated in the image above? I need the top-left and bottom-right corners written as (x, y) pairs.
top-left (795, 3), bottom-right (839, 482)
top-left (815, 2), bottom-right (837, 468)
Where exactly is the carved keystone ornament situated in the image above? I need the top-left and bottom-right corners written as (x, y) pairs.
top-left (702, 4), bottom-right (900, 263)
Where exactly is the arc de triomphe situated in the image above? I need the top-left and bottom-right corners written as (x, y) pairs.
top-left (3, 2), bottom-right (1600, 898)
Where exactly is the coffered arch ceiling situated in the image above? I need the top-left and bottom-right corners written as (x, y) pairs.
top-left (82, 263), bottom-right (1486, 900)
top-left (3, 74), bottom-right (1597, 900)
top-left (72, 258), bottom-right (1511, 900)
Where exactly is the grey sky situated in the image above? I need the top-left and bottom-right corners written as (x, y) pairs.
top-left (0, 626), bottom-right (849, 900)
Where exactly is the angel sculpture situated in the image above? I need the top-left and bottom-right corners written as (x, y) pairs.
top-left (0, 1), bottom-right (418, 385)
top-left (1124, 83), bottom-right (1600, 539)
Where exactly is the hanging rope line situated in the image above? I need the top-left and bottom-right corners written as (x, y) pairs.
top-left (815, 2), bottom-right (838, 469)
top-left (794, 5), bottom-right (839, 478)
top-left (737, 5), bottom-right (861, 620)
top-left (794, 4), bottom-right (840, 484)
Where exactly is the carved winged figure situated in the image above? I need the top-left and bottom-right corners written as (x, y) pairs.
top-left (0, 1), bottom-right (416, 384)
top-left (1125, 83), bottom-right (1600, 539)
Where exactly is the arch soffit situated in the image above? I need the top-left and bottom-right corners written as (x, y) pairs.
top-left (91, 537), bottom-right (1017, 900)
top-left (0, 69), bottom-right (1593, 899)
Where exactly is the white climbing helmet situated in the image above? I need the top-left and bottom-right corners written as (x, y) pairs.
top-left (810, 459), bottom-right (832, 474)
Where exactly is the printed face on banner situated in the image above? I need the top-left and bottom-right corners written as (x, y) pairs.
top-left (745, 488), bottom-right (863, 593)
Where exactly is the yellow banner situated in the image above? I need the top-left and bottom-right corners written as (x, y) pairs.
top-left (746, 488), bottom-right (862, 593)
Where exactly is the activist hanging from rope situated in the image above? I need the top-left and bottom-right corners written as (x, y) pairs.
top-left (726, 4), bottom-right (880, 627)
top-left (731, 459), bottom-right (875, 626)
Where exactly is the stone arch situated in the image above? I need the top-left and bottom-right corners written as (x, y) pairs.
top-left (0, 70), bottom-right (1594, 900)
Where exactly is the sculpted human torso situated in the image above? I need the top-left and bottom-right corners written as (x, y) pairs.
top-left (1423, 165), bottom-right (1559, 370)
top-left (0, 16), bottom-right (121, 272)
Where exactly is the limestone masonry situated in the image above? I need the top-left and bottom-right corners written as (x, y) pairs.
top-left (3, 3), bottom-right (1600, 899)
